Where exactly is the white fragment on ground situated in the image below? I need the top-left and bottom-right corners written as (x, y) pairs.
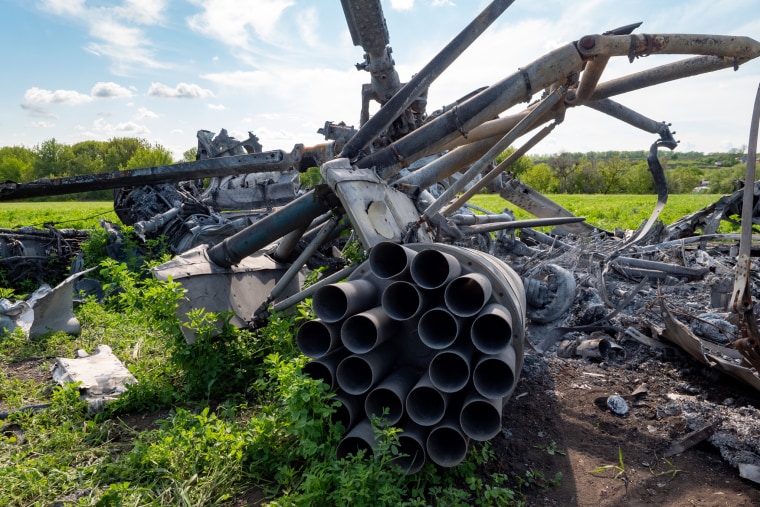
top-left (51, 344), bottom-right (137, 414)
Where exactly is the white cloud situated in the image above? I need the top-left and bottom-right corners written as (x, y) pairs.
top-left (207, 103), bottom-right (226, 110)
top-left (91, 82), bottom-right (133, 98)
top-left (92, 117), bottom-right (151, 137)
top-left (38, 0), bottom-right (167, 74)
top-left (135, 107), bottom-right (159, 119)
top-left (32, 121), bottom-right (55, 128)
top-left (39, 0), bottom-right (86, 17)
top-left (295, 7), bottom-right (319, 48)
top-left (114, 0), bottom-right (167, 25)
top-left (148, 82), bottom-right (215, 99)
top-left (23, 87), bottom-right (93, 105)
top-left (186, 0), bottom-right (295, 50)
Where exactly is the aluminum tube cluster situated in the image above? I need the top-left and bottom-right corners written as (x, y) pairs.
top-left (297, 241), bottom-right (525, 473)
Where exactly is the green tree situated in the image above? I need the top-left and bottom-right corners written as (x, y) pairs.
top-left (0, 146), bottom-right (36, 181)
top-left (621, 160), bottom-right (656, 194)
top-left (33, 138), bottom-right (75, 178)
top-left (598, 156), bottom-right (627, 194)
top-left (182, 147), bottom-right (198, 162)
top-left (666, 166), bottom-right (703, 194)
top-left (519, 162), bottom-right (558, 192)
top-left (123, 144), bottom-right (174, 170)
top-left (104, 137), bottom-right (148, 172)
top-left (495, 147), bottom-right (534, 176)
top-left (546, 153), bottom-right (577, 193)
top-left (71, 140), bottom-right (107, 175)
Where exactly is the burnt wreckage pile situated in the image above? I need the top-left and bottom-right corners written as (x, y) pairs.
top-left (1, 0), bottom-right (760, 474)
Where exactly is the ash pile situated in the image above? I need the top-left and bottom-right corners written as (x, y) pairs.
top-left (488, 183), bottom-right (760, 484)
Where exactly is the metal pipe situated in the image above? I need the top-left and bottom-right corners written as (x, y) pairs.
top-left (266, 216), bottom-right (341, 304)
top-left (459, 391), bottom-right (502, 441)
top-left (410, 249), bottom-right (462, 290)
top-left (584, 98), bottom-right (668, 135)
top-left (613, 256), bottom-right (709, 278)
top-left (296, 319), bottom-right (341, 358)
top-left (577, 33), bottom-right (760, 62)
top-left (272, 224), bottom-right (309, 263)
top-left (423, 86), bottom-right (566, 220)
top-left (418, 306), bottom-right (463, 350)
top-left (302, 347), bottom-right (350, 390)
top-left (450, 213), bottom-right (515, 226)
top-left (589, 55), bottom-right (748, 102)
top-left (443, 121), bottom-right (558, 215)
top-left (429, 341), bottom-right (473, 394)
top-left (406, 370), bottom-right (448, 426)
top-left (336, 343), bottom-right (396, 395)
top-left (445, 272), bottom-right (493, 318)
top-left (340, 0), bottom-right (516, 159)
top-left (426, 413), bottom-right (469, 467)
top-left (368, 242), bottom-right (416, 281)
top-left (470, 303), bottom-right (513, 355)
top-left (336, 419), bottom-right (378, 459)
top-left (312, 279), bottom-right (378, 323)
top-left (395, 421), bottom-right (428, 474)
top-left (364, 368), bottom-right (419, 425)
top-left (361, 43), bottom-right (583, 179)
top-left (472, 346), bottom-right (517, 399)
top-left (271, 264), bottom-right (359, 314)
top-left (207, 187), bottom-right (333, 268)
top-left (461, 216), bottom-right (586, 235)
top-left (0, 149), bottom-right (298, 201)
top-left (341, 306), bottom-right (399, 354)
top-left (574, 56), bottom-right (610, 102)
top-left (381, 281), bottom-right (432, 321)
top-left (392, 137), bottom-right (495, 190)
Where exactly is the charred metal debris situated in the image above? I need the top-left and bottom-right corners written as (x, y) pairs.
top-left (1, 0), bottom-right (760, 475)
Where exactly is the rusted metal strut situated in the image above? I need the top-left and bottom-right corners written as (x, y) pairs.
top-left (732, 82), bottom-right (760, 371)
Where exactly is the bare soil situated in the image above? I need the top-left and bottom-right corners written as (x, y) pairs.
top-left (496, 341), bottom-right (760, 506)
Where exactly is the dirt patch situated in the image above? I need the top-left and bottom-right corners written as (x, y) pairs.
top-left (497, 344), bottom-right (760, 506)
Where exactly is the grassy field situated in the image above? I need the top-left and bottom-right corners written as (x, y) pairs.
top-left (470, 193), bottom-right (726, 231)
top-left (0, 195), bottom-right (726, 232)
top-left (0, 202), bottom-right (118, 229)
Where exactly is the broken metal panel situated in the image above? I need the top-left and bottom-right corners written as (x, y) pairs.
top-left (51, 344), bottom-right (137, 414)
top-left (153, 246), bottom-right (304, 344)
top-left (498, 178), bottom-right (597, 235)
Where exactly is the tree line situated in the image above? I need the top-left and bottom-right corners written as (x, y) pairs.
top-left (0, 137), bottom-right (750, 200)
top-left (498, 147), bottom-right (747, 195)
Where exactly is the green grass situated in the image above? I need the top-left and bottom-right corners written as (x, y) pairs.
top-left (0, 256), bottom-right (552, 506)
top-left (0, 202), bottom-right (119, 229)
top-left (470, 193), bottom-right (728, 232)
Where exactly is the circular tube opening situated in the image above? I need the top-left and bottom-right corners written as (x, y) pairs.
top-left (460, 397), bottom-right (501, 441)
top-left (369, 242), bottom-right (414, 280)
top-left (429, 351), bottom-right (470, 393)
top-left (406, 385), bottom-right (446, 426)
top-left (342, 313), bottom-right (380, 354)
top-left (426, 425), bottom-right (468, 467)
top-left (418, 307), bottom-right (459, 349)
top-left (365, 387), bottom-right (404, 425)
top-left (336, 356), bottom-right (374, 395)
top-left (395, 434), bottom-right (426, 474)
top-left (444, 273), bottom-right (492, 317)
top-left (296, 320), bottom-right (336, 358)
top-left (473, 354), bottom-right (516, 399)
top-left (382, 281), bottom-right (423, 321)
top-left (471, 305), bottom-right (513, 355)
top-left (411, 249), bottom-right (461, 290)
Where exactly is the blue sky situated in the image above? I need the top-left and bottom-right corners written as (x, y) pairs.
top-left (1, 0), bottom-right (759, 160)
